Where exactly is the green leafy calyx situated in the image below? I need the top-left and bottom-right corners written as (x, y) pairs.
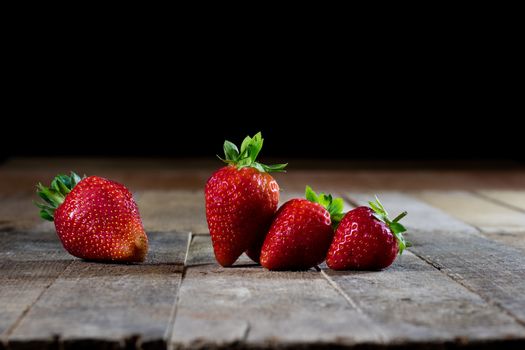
top-left (369, 196), bottom-right (410, 254)
top-left (305, 185), bottom-right (345, 228)
top-left (218, 132), bottom-right (287, 173)
top-left (34, 172), bottom-right (84, 221)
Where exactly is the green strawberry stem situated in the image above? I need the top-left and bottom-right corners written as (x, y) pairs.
top-left (218, 132), bottom-right (287, 173)
top-left (34, 172), bottom-right (84, 221)
top-left (369, 196), bottom-right (409, 254)
top-left (305, 185), bottom-right (345, 228)
top-left (392, 211), bottom-right (407, 223)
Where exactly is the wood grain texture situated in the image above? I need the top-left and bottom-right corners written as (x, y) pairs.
top-left (415, 191), bottom-right (525, 234)
top-left (278, 169), bottom-right (525, 192)
top-left (415, 191), bottom-right (525, 251)
top-left (7, 232), bottom-right (189, 349)
top-left (346, 191), bottom-right (479, 235)
top-left (171, 235), bottom-right (383, 349)
top-left (323, 251), bottom-right (525, 343)
top-left (4, 158), bottom-right (525, 197)
top-left (476, 190), bottom-right (525, 213)
top-left (0, 158), bottom-right (213, 195)
top-left (0, 195), bottom-right (43, 232)
top-left (0, 231), bottom-right (72, 342)
top-left (136, 191), bottom-right (207, 234)
top-left (347, 192), bottom-right (525, 326)
top-left (3, 158), bottom-right (525, 349)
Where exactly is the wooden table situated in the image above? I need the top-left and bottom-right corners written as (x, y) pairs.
top-left (1, 158), bottom-right (525, 349)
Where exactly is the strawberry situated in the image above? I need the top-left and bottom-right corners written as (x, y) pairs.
top-left (35, 172), bottom-right (148, 262)
top-left (326, 196), bottom-right (408, 270)
top-left (260, 186), bottom-right (344, 270)
top-left (205, 132), bottom-right (286, 267)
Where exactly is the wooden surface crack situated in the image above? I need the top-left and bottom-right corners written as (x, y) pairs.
top-left (319, 269), bottom-right (389, 344)
top-left (241, 321), bottom-right (251, 345)
top-left (3, 260), bottom-right (73, 340)
top-left (319, 269), bottom-right (363, 314)
top-left (410, 249), bottom-right (525, 328)
top-left (472, 191), bottom-right (525, 215)
top-left (165, 232), bottom-right (192, 350)
top-left (4, 161), bottom-right (525, 349)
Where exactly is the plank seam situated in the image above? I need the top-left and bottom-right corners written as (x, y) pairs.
top-left (319, 270), bottom-right (363, 314)
top-left (341, 194), bottom-right (360, 209)
top-left (314, 194), bottom-right (371, 318)
top-left (409, 249), bottom-right (525, 328)
top-left (403, 191), bottom-right (489, 239)
top-left (319, 270), bottom-right (388, 343)
top-left (472, 191), bottom-right (525, 215)
top-left (165, 232), bottom-right (192, 350)
top-left (183, 232), bottom-right (194, 267)
top-left (3, 260), bottom-right (74, 340)
top-left (343, 192), bottom-right (525, 329)
top-left (241, 321), bottom-right (251, 344)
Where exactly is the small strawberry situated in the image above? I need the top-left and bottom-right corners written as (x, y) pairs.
top-left (35, 172), bottom-right (148, 262)
top-left (260, 186), bottom-right (344, 270)
top-left (326, 196), bottom-right (408, 270)
top-left (205, 132), bottom-right (287, 267)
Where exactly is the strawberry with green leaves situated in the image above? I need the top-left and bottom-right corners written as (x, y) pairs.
top-left (205, 132), bottom-right (287, 267)
top-left (326, 196), bottom-right (408, 270)
top-left (35, 172), bottom-right (148, 262)
top-left (260, 186), bottom-right (344, 270)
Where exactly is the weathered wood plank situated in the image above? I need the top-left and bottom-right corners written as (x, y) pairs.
top-left (0, 231), bottom-right (72, 344)
top-left (7, 232), bottom-right (189, 349)
top-left (0, 195), bottom-right (44, 232)
top-left (323, 250), bottom-right (525, 343)
top-left (346, 192), bottom-right (525, 326)
top-left (278, 168), bottom-right (525, 192)
top-left (261, 192), bottom-right (525, 342)
top-left (414, 191), bottom-right (525, 251)
top-left (136, 191), bottom-right (208, 234)
top-left (0, 158), bottom-right (213, 195)
top-left (3, 158), bottom-right (525, 196)
top-left (415, 191), bottom-right (525, 234)
top-left (471, 191), bottom-right (525, 251)
top-left (171, 235), bottom-right (383, 349)
top-left (476, 190), bottom-right (525, 213)
top-left (347, 191), bottom-right (479, 235)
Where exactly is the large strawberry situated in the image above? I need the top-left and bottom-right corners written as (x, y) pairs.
top-left (260, 186), bottom-right (344, 270)
top-left (35, 172), bottom-right (148, 262)
top-left (205, 132), bottom-right (287, 267)
top-left (326, 197), bottom-right (408, 270)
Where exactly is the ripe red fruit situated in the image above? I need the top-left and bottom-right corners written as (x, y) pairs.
top-left (326, 197), bottom-right (408, 270)
top-left (205, 132), bottom-right (286, 267)
top-left (35, 173), bottom-right (148, 262)
top-left (260, 186), bottom-right (344, 270)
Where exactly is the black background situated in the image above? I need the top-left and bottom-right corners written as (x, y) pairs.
top-left (2, 24), bottom-right (521, 163)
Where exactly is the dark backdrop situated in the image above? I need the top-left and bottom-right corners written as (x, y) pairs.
top-left (2, 27), bottom-right (521, 163)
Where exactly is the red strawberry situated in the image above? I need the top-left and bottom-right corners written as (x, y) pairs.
top-left (205, 132), bottom-right (286, 267)
top-left (326, 197), bottom-right (408, 270)
top-left (35, 172), bottom-right (148, 262)
top-left (260, 186), bottom-right (344, 270)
